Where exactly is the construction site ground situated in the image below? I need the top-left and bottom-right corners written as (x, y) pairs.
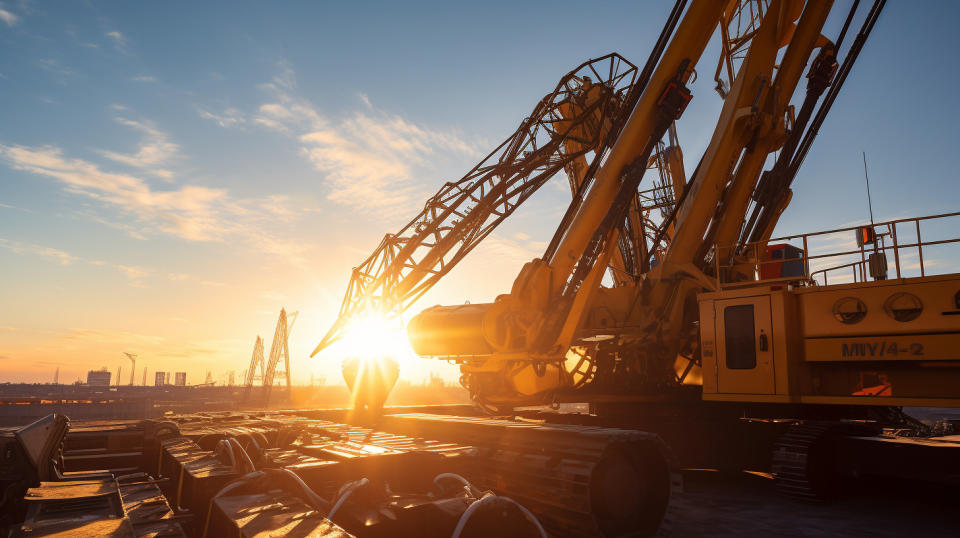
top-left (4, 405), bottom-right (958, 536)
top-left (671, 470), bottom-right (956, 537)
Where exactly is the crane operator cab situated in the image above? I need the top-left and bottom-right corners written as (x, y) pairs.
top-left (700, 219), bottom-right (960, 408)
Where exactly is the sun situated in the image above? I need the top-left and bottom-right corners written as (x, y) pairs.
top-left (334, 313), bottom-right (417, 365)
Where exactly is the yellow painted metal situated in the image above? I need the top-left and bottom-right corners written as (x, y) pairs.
top-left (491, 0), bottom-right (726, 359)
top-left (555, 82), bottom-right (635, 286)
top-left (667, 0), bottom-right (796, 264)
top-left (405, 1), bottom-right (960, 411)
top-left (714, 295), bottom-right (776, 394)
top-left (407, 303), bottom-right (493, 357)
top-left (546, 0), bottom-right (724, 285)
top-left (600, 0), bottom-right (806, 376)
top-left (711, 1), bottom-right (833, 266)
top-left (700, 273), bottom-right (960, 407)
top-left (804, 334), bottom-right (960, 362)
top-left (797, 274), bottom-right (960, 337)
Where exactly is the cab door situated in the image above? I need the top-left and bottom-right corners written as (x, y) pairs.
top-left (715, 296), bottom-right (775, 394)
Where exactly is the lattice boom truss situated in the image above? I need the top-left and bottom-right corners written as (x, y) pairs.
top-left (313, 53), bottom-right (638, 355)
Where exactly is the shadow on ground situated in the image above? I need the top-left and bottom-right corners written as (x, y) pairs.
top-left (668, 470), bottom-right (957, 537)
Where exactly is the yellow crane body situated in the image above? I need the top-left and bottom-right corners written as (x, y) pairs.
top-left (401, 1), bottom-right (960, 412)
top-left (700, 273), bottom-right (960, 407)
top-left (322, 0), bottom-right (960, 500)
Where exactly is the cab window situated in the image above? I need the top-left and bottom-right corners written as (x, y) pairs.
top-left (724, 305), bottom-right (756, 369)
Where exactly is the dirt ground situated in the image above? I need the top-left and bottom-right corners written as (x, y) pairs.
top-left (667, 470), bottom-right (957, 537)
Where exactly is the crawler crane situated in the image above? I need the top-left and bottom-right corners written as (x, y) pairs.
top-left (317, 0), bottom-right (960, 498)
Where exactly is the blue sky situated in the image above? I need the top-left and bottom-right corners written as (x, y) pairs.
top-left (1, 1), bottom-right (959, 385)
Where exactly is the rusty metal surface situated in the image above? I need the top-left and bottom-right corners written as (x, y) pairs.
top-left (24, 479), bottom-right (118, 500)
top-left (118, 472), bottom-right (186, 537)
top-left (15, 473), bottom-right (185, 536)
top-left (209, 492), bottom-right (354, 538)
top-left (14, 518), bottom-right (136, 537)
top-left (16, 412), bottom-right (679, 537)
top-left (376, 414), bottom-right (676, 537)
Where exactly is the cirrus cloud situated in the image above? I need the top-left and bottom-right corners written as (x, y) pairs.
top-left (0, 6), bottom-right (18, 26)
top-left (241, 62), bottom-right (480, 218)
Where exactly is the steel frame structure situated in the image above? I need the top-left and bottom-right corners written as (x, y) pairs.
top-left (313, 53), bottom-right (639, 355)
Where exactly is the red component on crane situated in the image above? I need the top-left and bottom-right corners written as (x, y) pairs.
top-left (760, 244), bottom-right (804, 280)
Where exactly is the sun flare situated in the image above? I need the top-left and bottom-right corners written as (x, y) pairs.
top-left (334, 313), bottom-right (417, 365)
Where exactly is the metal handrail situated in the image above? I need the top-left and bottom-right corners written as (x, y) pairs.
top-left (713, 211), bottom-right (960, 287)
top-left (810, 260), bottom-right (864, 286)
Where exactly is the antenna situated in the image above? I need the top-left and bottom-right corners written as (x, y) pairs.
top-left (861, 151), bottom-right (886, 280)
top-left (862, 151), bottom-right (875, 226)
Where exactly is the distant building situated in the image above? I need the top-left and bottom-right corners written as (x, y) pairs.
top-left (155, 371), bottom-right (167, 387)
top-left (86, 370), bottom-right (111, 387)
top-left (174, 372), bottom-right (187, 386)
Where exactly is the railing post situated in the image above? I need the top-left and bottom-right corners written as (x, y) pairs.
top-left (802, 235), bottom-right (809, 280)
top-left (859, 240), bottom-right (867, 282)
top-left (916, 219), bottom-right (925, 277)
top-left (890, 223), bottom-right (901, 279)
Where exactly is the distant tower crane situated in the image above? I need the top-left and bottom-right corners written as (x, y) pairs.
top-left (244, 336), bottom-right (265, 387)
top-left (123, 352), bottom-right (137, 386)
top-left (264, 308), bottom-right (299, 393)
top-left (243, 308), bottom-right (299, 403)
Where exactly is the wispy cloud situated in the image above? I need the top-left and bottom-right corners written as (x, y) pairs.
top-left (474, 234), bottom-right (546, 266)
top-left (132, 75), bottom-right (156, 83)
top-left (0, 5), bottom-right (18, 26)
top-left (0, 237), bottom-right (151, 283)
top-left (114, 264), bottom-right (149, 280)
top-left (252, 63), bottom-right (478, 217)
top-left (37, 59), bottom-right (76, 83)
top-left (106, 30), bottom-right (130, 54)
top-left (81, 211), bottom-right (149, 240)
top-left (253, 100), bottom-right (322, 133)
top-left (257, 194), bottom-right (295, 220)
top-left (92, 260), bottom-right (149, 284)
top-left (98, 114), bottom-right (179, 178)
top-left (0, 202), bottom-right (32, 212)
top-left (198, 107), bottom-right (245, 128)
top-left (59, 328), bottom-right (165, 346)
top-left (0, 122), bottom-right (315, 269)
top-left (271, 59), bottom-right (296, 90)
top-left (0, 238), bottom-right (77, 265)
top-left (0, 144), bottom-right (234, 241)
